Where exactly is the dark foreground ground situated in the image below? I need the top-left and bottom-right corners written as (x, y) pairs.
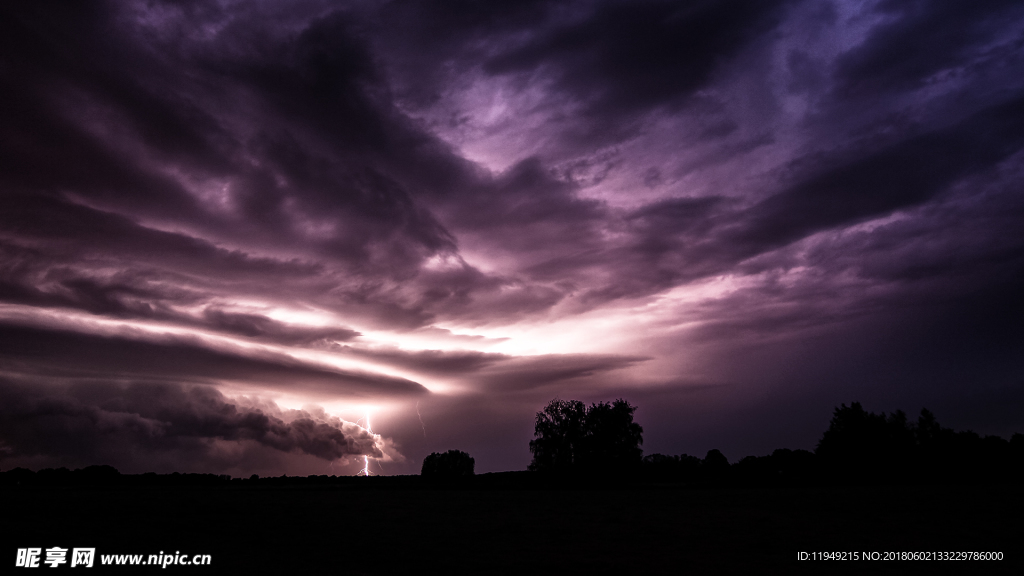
top-left (4, 480), bottom-right (1020, 575)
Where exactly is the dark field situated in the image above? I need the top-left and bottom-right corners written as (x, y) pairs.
top-left (5, 482), bottom-right (1020, 575)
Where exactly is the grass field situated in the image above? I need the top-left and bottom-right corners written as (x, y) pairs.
top-left (4, 482), bottom-right (1020, 574)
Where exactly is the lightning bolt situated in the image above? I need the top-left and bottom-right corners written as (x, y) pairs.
top-left (356, 414), bottom-right (375, 477)
top-left (416, 401), bottom-right (426, 438)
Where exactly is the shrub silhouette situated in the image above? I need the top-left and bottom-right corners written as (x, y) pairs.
top-left (642, 453), bottom-right (702, 482)
top-left (421, 450), bottom-right (475, 477)
top-left (701, 449), bottom-right (730, 484)
top-left (732, 449), bottom-right (817, 486)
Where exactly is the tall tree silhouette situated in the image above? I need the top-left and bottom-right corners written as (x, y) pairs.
top-left (528, 398), bottom-right (642, 475)
top-left (528, 399), bottom-right (587, 472)
top-left (582, 400), bottom-right (644, 470)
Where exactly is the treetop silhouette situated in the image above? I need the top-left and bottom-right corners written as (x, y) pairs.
top-left (528, 398), bottom-right (643, 475)
top-left (421, 449), bottom-right (475, 478)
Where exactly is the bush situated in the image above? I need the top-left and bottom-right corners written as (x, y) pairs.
top-left (421, 450), bottom-right (475, 477)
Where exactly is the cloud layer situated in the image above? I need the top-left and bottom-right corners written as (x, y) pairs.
top-left (0, 377), bottom-right (390, 474)
top-left (2, 0), bottom-right (1023, 473)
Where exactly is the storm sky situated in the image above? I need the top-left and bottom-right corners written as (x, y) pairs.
top-left (2, 0), bottom-right (1023, 475)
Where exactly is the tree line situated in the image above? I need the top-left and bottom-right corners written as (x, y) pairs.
top-left (3, 400), bottom-right (1022, 486)
top-left (521, 399), bottom-right (1024, 486)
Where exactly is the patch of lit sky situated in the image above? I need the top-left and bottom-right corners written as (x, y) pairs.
top-left (0, 213), bottom-right (899, 415)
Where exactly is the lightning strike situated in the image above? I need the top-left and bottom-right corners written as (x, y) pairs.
top-left (356, 413), bottom-right (376, 477)
top-left (416, 401), bottom-right (426, 438)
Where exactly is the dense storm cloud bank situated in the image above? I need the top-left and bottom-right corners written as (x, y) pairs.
top-left (0, 377), bottom-right (392, 474)
top-left (1, 0), bottom-right (1023, 474)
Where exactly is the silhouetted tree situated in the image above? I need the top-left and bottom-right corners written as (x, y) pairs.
top-left (702, 449), bottom-right (728, 469)
top-left (812, 402), bottom-right (1024, 484)
top-left (78, 464), bottom-right (121, 486)
top-left (732, 449), bottom-right (818, 486)
top-left (528, 398), bottom-right (643, 475)
top-left (701, 449), bottom-right (731, 485)
top-left (642, 453), bottom-right (702, 482)
top-left (641, 403), bottom-right (1023, 488)
top-left (580, 400), bottom-right (644, 471)
top-left (770, 448), bottom-right (817, 483)
top-left (816, 402), bottom-right (917, 482)
top-left (528, 399), bottom-right (587, 472)
top-left (421, 450), bottom-right (475, 477)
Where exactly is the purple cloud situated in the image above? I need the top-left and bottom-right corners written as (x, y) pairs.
top-left (1, 0), bottom-right (1023, 474)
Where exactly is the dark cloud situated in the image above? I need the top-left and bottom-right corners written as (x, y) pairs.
top-left (798, 164), bottom-right (1024, 286)
top-left (0, 377), bottom-right (383, 472)
top-left (673, 166), bottom-right (1024, 346)
top-left (0, 1), bottom-right (222, 218)
top-left (201, 308), bottom-right (360, 345)
top-left (0, 322), bottom-right (427, 399)
top-left (370, 0), bottom-right (555, 106)
top-left (0, 234), bottom-right (366, 348)
top-left (483, 0), bottom-right (793, 118)
top-left (0, 1), bottom-right (611, 331)
top-left (443, 158), bottom-right (604, 234)
top-left (735, 96), bottom-right (1024, 252)
top-left (0, 0), bottom-right (457, 273)
top-left (332, 345), bottom-right (647, 392)
top-left (0, 2), bottom-right (461, 339)
top-left (836, 0), bottom-right (1024, 94)
top-left (590, 96), bottom-right (1024, 305)
top-left (471, 354), bottom-right (651, 392)
top-left (336, 345), bottom-right (508, 377)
